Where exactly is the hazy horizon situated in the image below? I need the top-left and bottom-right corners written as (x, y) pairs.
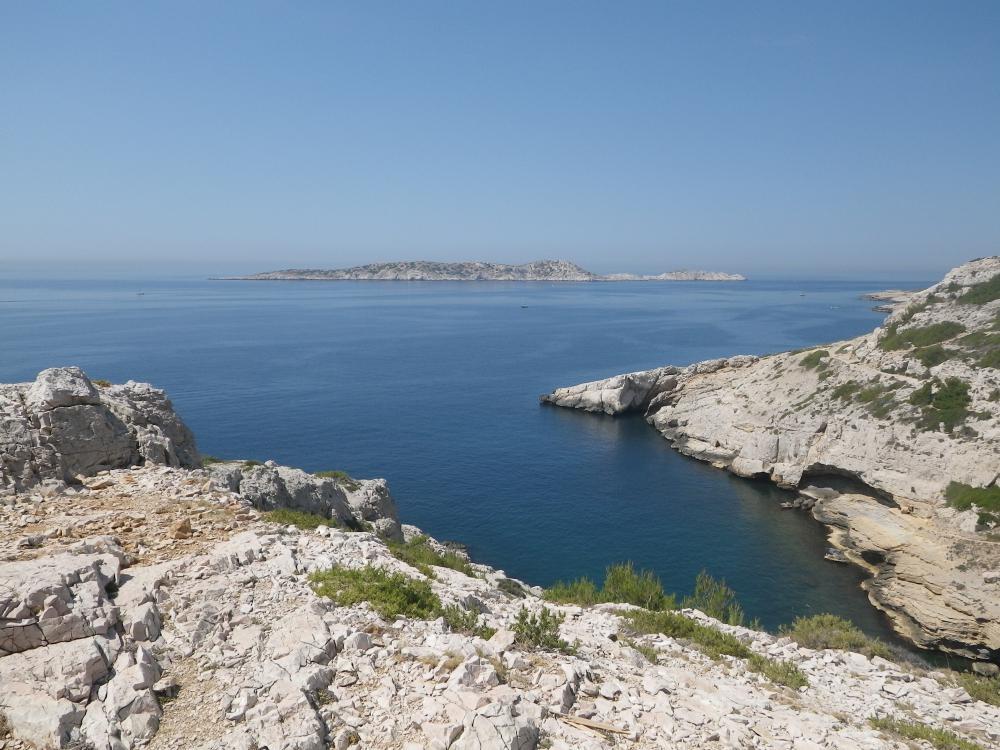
top-left (2, 3), bottom-right (998, 277)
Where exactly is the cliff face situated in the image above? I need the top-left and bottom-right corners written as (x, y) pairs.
top-left (226, 259), bottom-right (746, 282)
top-left (0, 367), bottom-right (201, 492)
top-left (543, 257), bottom-right (1000, 660)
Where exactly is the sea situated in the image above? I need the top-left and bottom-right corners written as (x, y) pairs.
top-left (0, 273), bottom-right (937, 647)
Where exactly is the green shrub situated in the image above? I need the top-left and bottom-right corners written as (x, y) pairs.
top-left (201, 455), bottom-right (224, 466)
top-left (622, 638), bottom-right (659, 663)
top-left (441, 604), bottom-right (496, 639)
top-left (623, 610), bottom-right (806, 688)
top-left (908, 378), bottom-right (973, 432)
top-left (309, 566), bottom-right (441, 620)
top-left (622, 609), bottom-right (751, 660)
top-left (831, 381), bottom-right (863, 401)
top-left (387, 535), bottom-right (475, 578)
top-left (264, 508), bottom-right (340, 530)
top-left (546, 577), bottom-right (601, 605)
top-left (92, 378), bottom-right (112, 388)
top-left (915, 345), bottom-right (954, 367)
top-left (498, 577), bottom-right (529, 598)
top-left (957, 672), bottom-right (1000, 707)
top-left (512, 607), bottom-right (574, 653)
top-left (799, 350), bottom-right (830, 369)
top-left (603, 563), bottom-right (675, 611)
top-left (681, 570), bottom-right (745, 625)
top-left (958, 273), bottom-right (1000, 305)
top-left (546, 563), bottom-right (675, 611)
top-left (880, 321), bottom-right (966, 351)
top-left (746, 653), bottom-right (808, 689)
top-left (243, 459), bottom-right (263, 468)
top-left (979, 348), bottom-right (1000, 369)
top-left (869, 716), bottom-right (982, 750)
top-left (315, 470), bottom-right (361, 491)
top-left (780, 614), bottom-right (893, 660)
top-left (945, 482), bottom-right (1000, 515)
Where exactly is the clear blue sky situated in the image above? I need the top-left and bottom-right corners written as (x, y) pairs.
top-left (2, 2), bottom-right (998, 277)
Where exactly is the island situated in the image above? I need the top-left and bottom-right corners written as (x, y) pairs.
top-left (220, 259), bottom-right (746, 282)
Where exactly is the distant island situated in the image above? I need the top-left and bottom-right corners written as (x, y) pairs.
top-left (221, 259), bottom-right (746, 282)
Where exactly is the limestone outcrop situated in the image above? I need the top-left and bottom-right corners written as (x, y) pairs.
top-left (0, 367), bottom-right (200, 492)
top-left (206, 461), bottom-right (403, 540)
top-left (2, 466), bottom-right (998, 750)
top-left (543, 257), bottom-right (1000, 661)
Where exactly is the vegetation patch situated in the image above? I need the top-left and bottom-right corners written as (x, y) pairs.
top-left (93, 378), bottom-right (112, 388)
top-left (264, 508), bottom-right (340, 531)
top-left (315, 469), bottom-right (361, 491)
top-left (831, 381), bottom-right (863, 401)
top-left (309, 566), bottom-right (441, 620)
top-left (780, 614), bottom-right (894, 660)
top-left (914, 344), bottom-right (956, 368)
top-left (956, 672), bottom-right (1000, 707)
top-left (546, 562), bottom-right (676, 611)
top-left (622, 638), bottom-right (659, 663)
top-left (512, 607), bottom-right (575, 654)
top-left (621, 609), bottom-right (806, 688)
top-left (243, 460), bottom-right (263, 468)
top-left (945, 482), bottom-right (1000, 528)
top-left (957, 273), bottom-right (1000, 305)
top-left (201, 455), bottom-right (224, 466)
top-left (907, 377), bottom-right (973, 432)
top-left (441, 603), bottom-right (496, 640)
top-left (880, 321), bottom-right (966, 352)
top-left (856, 381), bottom-right (903, 419)
top-left (681, 570), bottom-right (745, 626)
top-left (746, 653), bottom-right (808, 690)
top-left (623, 609), bottom-right (751, 660)
top-left (869, 716), bottom-right (982, 750)
top-left (497, 577), bottom-right (529, 598)
top-left (387, 535), bottom-right (475, 578)
top-left (799, 350), bottom-right (830, 369)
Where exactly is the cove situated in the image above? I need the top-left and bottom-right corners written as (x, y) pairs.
top-left (0, 273), bottom-right (935, 645)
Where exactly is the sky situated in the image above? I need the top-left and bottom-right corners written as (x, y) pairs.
top-left (1, 2), bottom-right (998, 277)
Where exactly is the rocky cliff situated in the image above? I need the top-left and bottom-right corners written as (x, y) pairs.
top-left (0, 367), bottom-right (201, 492)
top-left (1, 368), bottom-right (999, 750)
top-left (224, 260), bottom-right (746, 282)
top-left (543, 257), bottom-right (1000, 662)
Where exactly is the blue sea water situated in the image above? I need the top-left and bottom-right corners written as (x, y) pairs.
top-left (0, 274), bottom-right (935, 643)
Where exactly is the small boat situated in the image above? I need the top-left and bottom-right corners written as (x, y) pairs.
top-left (779, 501), bottom-right (796, 509)
top-left (520, 305), bottom-right (528, 308)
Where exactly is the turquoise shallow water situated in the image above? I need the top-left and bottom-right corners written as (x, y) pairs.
top-left (0, 274), bottom-right (934, 644)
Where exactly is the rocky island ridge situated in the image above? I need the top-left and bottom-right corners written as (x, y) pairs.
top-left (3, 366), bottom-right (999, 749)
top-left (222, 259), bottom-right (746, 282)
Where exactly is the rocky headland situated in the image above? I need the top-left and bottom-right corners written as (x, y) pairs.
top-left (542, 257), bottom-right (1000, 664)
top-left (2, 366), bottom-right (999, 750)
top-left (223, 260), bottom-right (746, 282)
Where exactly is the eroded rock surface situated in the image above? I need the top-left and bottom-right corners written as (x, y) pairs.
top-left (2, 466), bottom-right (999, 750)
top-left (543, 257), bottom-right (1000, 660)
top-left (0, 367), bottom-right (200, 492)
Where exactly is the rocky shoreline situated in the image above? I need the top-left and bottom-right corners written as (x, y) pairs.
top-left (222, 259), bottom-right (746, 282)
top-left (2, 368), bottom-right (1000, 749)
top-left (542, 257), bottom-right (1000, 665)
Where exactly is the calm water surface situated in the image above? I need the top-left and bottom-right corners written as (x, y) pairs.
top-left (0, 275), bottom-right (934, 642)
